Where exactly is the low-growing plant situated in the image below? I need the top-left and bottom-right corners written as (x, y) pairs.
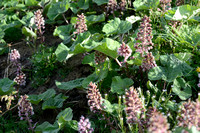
top-left (0, 0), bottom-right (200, 132)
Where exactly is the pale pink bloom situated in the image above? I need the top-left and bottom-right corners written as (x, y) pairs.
top-left (197, 83), bottom-right (200, 88)
top-left (78, 116), bottom-right (94, 133)
top-left (10, 49), bottom-right (20, 62)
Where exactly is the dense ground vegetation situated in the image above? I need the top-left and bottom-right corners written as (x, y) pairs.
top-left (0, 0), bottom-right (200, 132)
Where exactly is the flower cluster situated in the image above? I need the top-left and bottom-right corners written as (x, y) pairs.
top-left (125, 86), bottom-right (145, 124)
top-left (106, 0), bottom-right (127, 16)
top-left (9, 49), bottom-right (20, 63)
top-left (135, 16), bottom-right (153, 57)
top-left (18, 95), bottom-right (34, 121)
top-left (197, 67), bottom-right (200, 88)
top-left (141, 52), bottom-right (157, 72)
top-left (106, 0), bottom-right (118, 14)
top-left (87, 82), bottom-right (103, 113)
top-left (159, 0), bottom-right (171, 12)
top-left (118, 0), bottom-right (127, 11)
top-left (169, 20), bottom-right (181, 29)
top-left (146, 107), bottom-right (170, 133)
top-left (118, 42), bottom-right (132, 63)
top-left (74, 13), bottom-right (87, 35)
top-left (176, 0), bottom-right (184, 6)
top-left (9, 49), bottom-right (26, 86)
top-left (95, 51), bottom-right (107, 65)
top-left (78, 116), bottom-right (94, 133)
top-left (34, 9), bottom-right (45, 35)
top-left (14, 72), bottom-right (26, 86)
top-left (177, 99), bottom-right (200, 130)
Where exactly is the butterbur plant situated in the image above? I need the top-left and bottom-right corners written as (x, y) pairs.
top-left (135, 16), bottom-right (153, 57)
top-left (18, 95), bottom-right (35, 132)
top-left (106, 0), bottom-right (118, 17)
top-left (159, 0), bottom-right (172, 12)
top-left (118, 42), bottom-right (132, 64)
top-left (146, 107), bottom-right (170, 133)
top-left (125, 86), bottom-right (145, 131)
top-left (197, 67), bottom-right (200, 87)
top-left (141, 52), bottom-right (157, 72)
top-left (9, 49), bottom-right (20, 63)
top-left (87, 82), bottom-right (103, 113)
top-left (9, 49), bottom-right (26, 86)
top-left (176, 0), bottom-right (184, 6)
top-left (78, 116), bottom-right (94, 133)
top-left (74, 13), bottom-right (87, 35)
top-left (34, 9), bottom-right (45, 42)
top-left (177, 99), bottom-right (200, 130)
top-left (118, 0), bottom-right (127, 11)
top-left (95, 51), bottom-right (107, 65)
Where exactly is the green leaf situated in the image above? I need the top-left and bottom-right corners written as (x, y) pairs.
top-left (82, 52), bottom-right (95, 66)
top-left (172, 78), bottom-right (192, 100)
top-left (77, 0), bottom-right (89, 10)
top-left (146, 80), bottom-right (158, 93)
top-left (148, 66), bottom-right (166, 81)
top-left (171, 24), bottom-right (200, 47)
top-left (133, 0), bottom-right (159, 11)
top-left (133, 0), bottom-right (148, 11)
top-left (70, 32), bottom-right (91, 54)
top-left (69, 32), bottom-right (100, 57)
top-left (118, 21), bottom-right (132, 34)
top-left (82, 68), bottom-right (108, 88)
top-left (56, 108), bottom-right (73, 129)
top-left (92, 0), bottom-right (108, 5)
top-left (42, 94), bottom-right (67, 110)
top-left (22, 26), bottom-right (36, 38)
top-left (102, 18), bottom-right (120, 34)
top-left (166, 101), bottom-right (177, 111)
top-left (28, 89), bottom-right (56, 104)
top-left (165, 5), bottom-right (200, 21)
top-left (25, 0), bottom-right (38, 6)
top-left (174, 126), bottom-right (200, 133)
top-left (102, 18), bottom-right (132, 35)
top-left (94, 38), bottom-right (121, 59)
top-left (0, 29), bottom-right (5, 40)
top-left (18, 12), bottom-right (34, 26)
top-left (56, 78), bottom-right (85, 90)
top-left (0, 78), bottom-right (15, 95)
top-left (127, 52), bottom-right (143, 65)
top-left (53, 24), bottom-right (72, 41)
top-left (126, 16), bottom-right (141, 24)
top-left (111, 76), bottom-right (134, 95)
top-left (86, 14), bottom-right (105, 25)
top-left (148, 55), bottom-right (193, 82)
top-left (35, 122), bottom-right (59, 133)
top-left (55, 43), bottom-right (69, 62)
top-left (47, 0), bottom-right (70, 20)
top-left (28, 95), bottom-right (42, 105)
top-left (65, 120), bottom-right (78, 131)
top-left (101, 99), bottom-right (113, 113)
top-left (70, 3), bottom-right (79, 14)
top-left (174, 53), bottom-right (192, 62)
top-left (0, 41), bottom-right (8, 56)
top-left (40, 89), bottom-right (56, 101)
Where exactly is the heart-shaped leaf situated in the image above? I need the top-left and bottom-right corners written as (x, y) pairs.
top-left (0, 78), bottom-right (15, 95)
top-left (111, 76), bottom-right (134, 95)
top-left (56, 78), bottom-right (85, 90)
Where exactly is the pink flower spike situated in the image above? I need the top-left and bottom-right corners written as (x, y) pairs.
top-left (10, 49), bottom-right (20, 62)
top-left (197, 83), bottom-right (200, 88)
